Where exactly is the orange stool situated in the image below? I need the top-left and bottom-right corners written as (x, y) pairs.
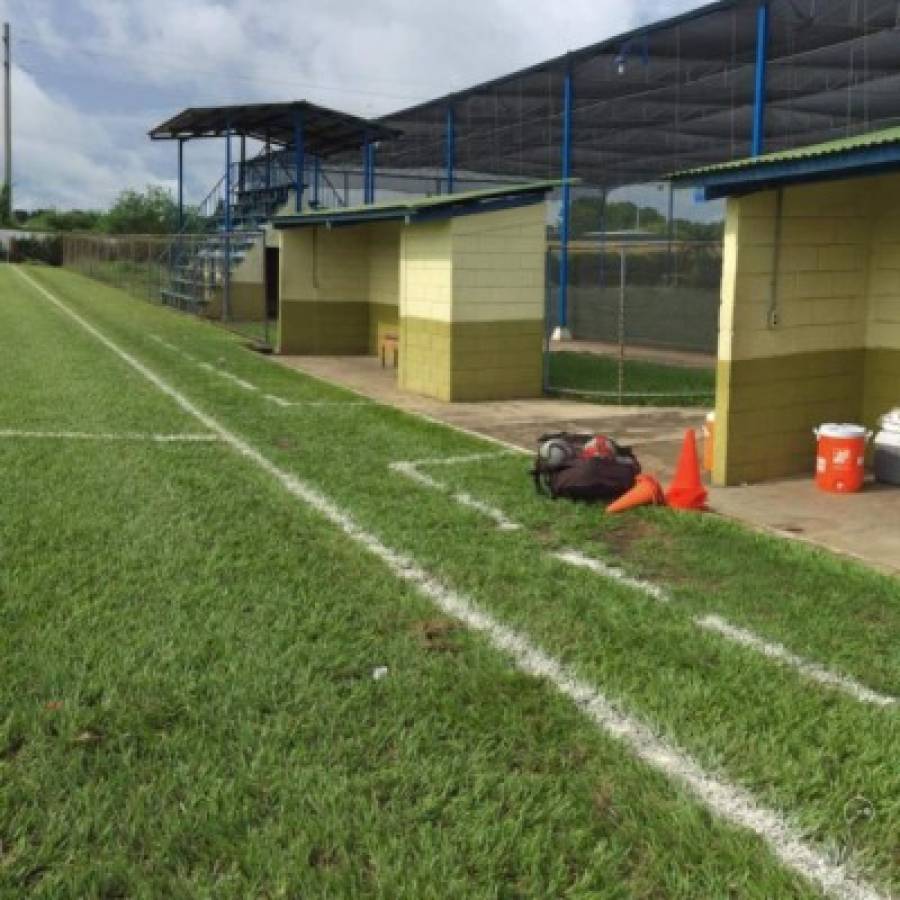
top-left (380, 333), bottom-right (399, 369)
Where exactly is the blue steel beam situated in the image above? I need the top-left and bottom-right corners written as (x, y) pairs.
top-left (313, 156), bottom-right (321, 207)
top-left (752, 2), bottom-right (770, 157)
top-left (445, 104), bottom-right (455, 194)
top-left (557, 65), bottom-right (574, 331)
top-left (366, 141), bottom-right (377, 204)
top-left (224, 126), bottom-right (232, 232)
top-left (293, 107), bottom-right (305, 212)
top-left (362, 136), bottom-right (371, 204)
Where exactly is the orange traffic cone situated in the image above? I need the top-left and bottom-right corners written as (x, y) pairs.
top-left (607, 474), bottom-right (666, 514)
top-left (665, 429), bottom-right (708, 511)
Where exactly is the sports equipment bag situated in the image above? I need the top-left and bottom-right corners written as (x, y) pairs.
top-left (532, 432), bottom-right (640, 503)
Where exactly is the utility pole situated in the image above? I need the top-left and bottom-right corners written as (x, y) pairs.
top-left (3, 22), bottom-right (11, 222)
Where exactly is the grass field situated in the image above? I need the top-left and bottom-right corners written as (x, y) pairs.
top-left (548, 351), bottom-right (716, 406)
top-left (1, 264), bottom-right (897, 899)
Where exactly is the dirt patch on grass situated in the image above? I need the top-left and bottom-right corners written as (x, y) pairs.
top-left (308, 847), bottom-right (340, 870)
top-left (412, 618), bottom-right (460, 653)
top-left (598, 518), bottom-right (667, 559)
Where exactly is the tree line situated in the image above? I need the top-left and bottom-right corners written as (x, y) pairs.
top-left (1, 185), bottom-right (202, 235)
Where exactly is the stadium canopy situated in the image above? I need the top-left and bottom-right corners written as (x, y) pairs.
top-left (148, 101), bottom-right (399, 158)
top-left (369, 0), bottom-right (900, 190)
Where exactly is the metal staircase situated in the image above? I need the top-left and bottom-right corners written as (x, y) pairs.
top-left (160, 146), bottom-right (350, 315)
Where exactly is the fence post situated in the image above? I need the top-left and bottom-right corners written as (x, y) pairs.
top-left (618, 246), bottom-right (626, 404)
top-left (542, 246), bottom-right (552, 394)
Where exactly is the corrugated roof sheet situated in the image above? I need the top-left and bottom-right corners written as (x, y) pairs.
top-left (671, 125), bottom-right (900, 181)
top-left (274, 179), bottom-right (568, 228)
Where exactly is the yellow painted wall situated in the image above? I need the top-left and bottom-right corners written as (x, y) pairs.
top-left (451, 202), bottom-right (546, 324)
top-left (277, 201), bottom-right (547, 400)
top-left (279, 226), bottom-right (370, 355)
top-left (715, 174), bottom-right (900, 484)
top-left (398, 203), bottom-right (546, 400)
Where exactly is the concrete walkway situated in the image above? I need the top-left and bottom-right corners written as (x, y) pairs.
top-left (276, 354), bottom-right (899, 578)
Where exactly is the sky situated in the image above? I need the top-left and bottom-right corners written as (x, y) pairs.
top-left (2, 0), bottom-right (707, 211)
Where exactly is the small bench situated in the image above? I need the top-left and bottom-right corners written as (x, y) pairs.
top-left (380, 333), bottom-right (399, 369)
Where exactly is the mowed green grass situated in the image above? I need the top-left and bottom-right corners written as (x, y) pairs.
top-left (548, 351), bottom-right (715, 406)
top-left (0, 265), bottom-right (898, 898)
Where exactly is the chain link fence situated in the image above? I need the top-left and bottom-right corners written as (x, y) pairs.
top-left (545, 240), bottom-right (721, 406)
top-left (62, 232), bottom-right (274, 347)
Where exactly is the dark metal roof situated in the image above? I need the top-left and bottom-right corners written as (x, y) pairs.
top-left (365, 0), bottom-right (900, 189)
top-left (671, 125), bottom-right (900, 198)
top-left (148, 101), bottom-right (400, 158)
top-left (273, 179), bottom-right (563, 229)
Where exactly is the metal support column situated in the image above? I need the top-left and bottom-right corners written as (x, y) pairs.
top-left (555, 63), bottom-right (574, 340)
top-left (223, 126), bottom-right (232, 321)
top-left (313, 156), bottom-right (320, 207)
top-left (362, 137), bottom-right (371, 204)
top-left (239, 133), bottom-right (246, 193)
top-left (177, 138), bottom-right (184, 230)
top-left (445, 103), bottom-right (455, 194)
top-left (752, 2), bottom-right (770, 157)
top-left (365, 141), bottom-right (377, 204)
top-left (265, 131), bottom-right (271, 191)
top-left (293, 107), bottom-right (305, 212)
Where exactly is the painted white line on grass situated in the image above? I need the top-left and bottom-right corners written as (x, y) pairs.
top-left (150, 334), bottom-right (364, 408)
top-left (15, 265), bottom-right (888, 900)
top-left (0, 429), bottom-right (218, 443)
top-left (390, 454), bottom-right (523, 532)
top-left (696, 615), bottom-right (897, 709)
top-left (555, 548), bottom-right (672, 603)
top-left (556, 549), bottom-right (896, 709)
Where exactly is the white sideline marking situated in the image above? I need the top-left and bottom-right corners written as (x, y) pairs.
top-left (15, 265), bottom-right (889, 900)
top-left (149, 334), bottom-right (363, 408)
top-left (0, 429), bottom-right (218, 443)
top-left (390, 454), bottom-right (523, 532)
top-left (696, 615), bottom-right (897, 709)
top-left (556, 549), bottom-right (897, 709)
top-left (555, 548), bottom-right (672, 603)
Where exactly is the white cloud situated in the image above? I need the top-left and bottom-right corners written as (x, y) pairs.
top-left (4, 0), bottom-right (707, 208)
top-left (12, 65), bottom-right (171, 210)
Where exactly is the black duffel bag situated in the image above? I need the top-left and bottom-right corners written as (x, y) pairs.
top-left (531, 432), bottom-right (640, 503)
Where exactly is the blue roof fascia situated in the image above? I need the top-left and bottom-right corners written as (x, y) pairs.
top-left (691, 143), bottom-right (900, 200)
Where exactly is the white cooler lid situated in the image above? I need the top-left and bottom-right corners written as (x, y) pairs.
top-left (817, 423), bottom-right (867, 439)
top-left (875, 429), bottom-right (900, 449)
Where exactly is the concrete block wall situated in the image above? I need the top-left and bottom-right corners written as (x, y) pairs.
top-left (368, 223), bottom-right (400, 355)
top-left (715, 174), bottom-right (900, 485)
top-left (715, 181), bottom-right (873, 485)
top-left (398, 203), bottom-right (546, 401)
top-left (278, 227), bottom-right (370, 355)
top-left (277, 201), bottom-right (548, 402)
top-left (863, 177), bottom-right (900, 427)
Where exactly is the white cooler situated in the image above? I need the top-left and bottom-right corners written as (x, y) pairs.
top-left (873, 409), bottom-right (900, 486)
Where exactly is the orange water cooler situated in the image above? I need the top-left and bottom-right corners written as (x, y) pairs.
top-left (814, 423), bottom-right (871, 494)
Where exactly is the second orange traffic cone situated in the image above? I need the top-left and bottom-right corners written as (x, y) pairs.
top-left (665, 429), bottom-right (708, 511)
top-left (607, 474), bottom-right (666, 514)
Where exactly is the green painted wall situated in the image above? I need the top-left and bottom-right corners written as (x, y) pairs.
top-left (864, 347), bottom-right (900, 428)
top-left (279, 300), bottom-right (369, 355)
top-left (206, 282), bottom-right (267, 322)
top-left (715, 349), bottom-right (866, 484)
top-left (399, 317), bottom-right (543, 402)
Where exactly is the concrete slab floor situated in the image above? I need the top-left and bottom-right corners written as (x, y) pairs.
top-left (275, 354), bottom-right (899, 578)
